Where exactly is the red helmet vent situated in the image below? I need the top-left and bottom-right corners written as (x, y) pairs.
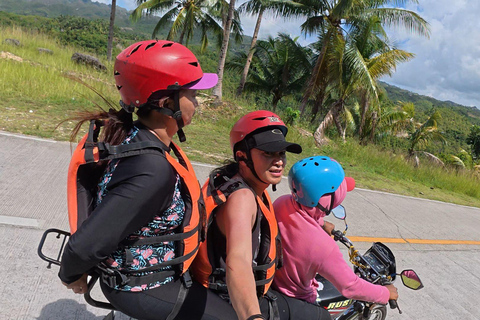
top-left (145, 42), bottom-right (156, 50)
top-left (127, 44), bottom-right (142, 57)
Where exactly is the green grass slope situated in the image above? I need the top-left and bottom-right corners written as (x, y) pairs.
top-left (0, 15), bottom-right (479, 208)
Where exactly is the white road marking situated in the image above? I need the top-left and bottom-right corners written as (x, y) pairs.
top-left (0, 215), bottom-right (40, 228)
top-left (0, 131), bottom-right (57, 143)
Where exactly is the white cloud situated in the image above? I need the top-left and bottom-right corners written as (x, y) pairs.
top-left (92, 0), bottom-right (110, 5)
top-left (93, 0), bottom-right (136, 10)
top-left (381, 0), bottom-right (480, 108)
top-left (112, 0), bottom-right (480, 108)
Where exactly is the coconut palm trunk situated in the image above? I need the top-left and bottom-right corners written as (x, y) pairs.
top-left (300, 44), bottom-right (326, 115)
top-left (178, 24), bottom-right (188, 44)
top-left (358, 91), bottom-right (369, 139)
top-left (106, 0), bottom-right (116, 62)
top-left (332, 100), bottom-right (345, 142)
top-left (236, 7), bottom-right (264, 96)
top-left (314, 106), bottom-right (334, 146)
top-left (314, 100), bottom-right (345, 145)
top-left (213, 0), bottom-right (236, 102)
top-left (369, 111), bottom-right (378, 143)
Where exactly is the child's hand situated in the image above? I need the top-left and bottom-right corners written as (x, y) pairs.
top-left (385, 284), bottom-right (399, 300)
top-left (322, 221), bottom-right (335, 236)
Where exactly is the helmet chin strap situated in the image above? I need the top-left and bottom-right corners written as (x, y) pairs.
top-left (172, 90), bottom-right (186, 142)
top-left (167, 84), bottom-right (186, 143)
top-left (316, 192), bottom-right (336, 215)
top-left (239, 143), bottom-right (270, 188)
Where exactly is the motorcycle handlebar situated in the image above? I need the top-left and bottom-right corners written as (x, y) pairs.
top-left (388, 300), bottom-right (397, 309)
top-left (332, 230), bottom-right (353, 247)
top-left (332, 230), bottom-right (344, 240)
top-left (389, 299), bottom-right (403, 314)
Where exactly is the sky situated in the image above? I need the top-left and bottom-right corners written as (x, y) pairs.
top-left (97, 0), bottom-right (480, 109)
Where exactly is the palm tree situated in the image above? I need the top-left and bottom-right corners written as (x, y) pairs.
top-left (407, 110), bottom-right (446, 167)
top-left (349, 15), bottom-right (414, 139)
top-left (131, 0), bottom-right (226, 52)
top-left (236, 0), bottom-right (301, 96)
top-left (209, 0), bottom-right (243, 48)
top-left (212, 0), bottom-right (236, 101)
top-left (290, 0), bottom-right (429, 145)
top-left (227, 33), bottom-right (312, 110)
top-left (359, 101), bottom-right (414, 143)
top-left (107, 0), bottom-right (117, 62)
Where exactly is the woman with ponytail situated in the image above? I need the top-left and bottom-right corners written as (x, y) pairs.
top-left (58, 40), bottom-right (238, 319)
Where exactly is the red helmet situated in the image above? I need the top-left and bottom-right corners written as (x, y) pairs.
top-left (230, 109), bottom-right (302, 160)
top-left (230, 110), bottom-right (287, 151)
top-left (114, 40), bottom-right (218, 108)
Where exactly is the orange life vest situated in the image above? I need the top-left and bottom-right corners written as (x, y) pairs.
top-left (66, 120), bottom-right (204, 281)
top-left (191, 173), bottom-right (279, 296)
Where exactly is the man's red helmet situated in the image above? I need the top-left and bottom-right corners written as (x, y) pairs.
top-left (114, 40), bottom-right (217, 108)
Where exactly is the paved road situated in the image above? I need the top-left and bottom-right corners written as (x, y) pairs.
top-left (1, 131), bottom-right (479, 320)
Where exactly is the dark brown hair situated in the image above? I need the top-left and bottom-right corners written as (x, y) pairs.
top-left (66, 82), bottom-right (174, 145)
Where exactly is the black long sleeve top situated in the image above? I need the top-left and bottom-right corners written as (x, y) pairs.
top-left (59, 125), bottom-right (176, 284)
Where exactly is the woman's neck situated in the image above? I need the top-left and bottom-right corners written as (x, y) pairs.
top-left (237, 167), bottom-right (268, 196)
top-left (148, 128), bottom-right (171, 146)
top-left (139, 118), bottom-right (172, 146)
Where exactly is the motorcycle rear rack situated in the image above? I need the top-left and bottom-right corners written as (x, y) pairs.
top-left (38, 228), bottom-right (70, 268)
top-left (37, 228), bottom-right (115, 311)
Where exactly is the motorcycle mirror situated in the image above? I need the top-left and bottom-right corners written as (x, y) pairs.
top-left (400, 269), bottom-right (424, 290)
top-left (331, 205), bottom-right (346, 220)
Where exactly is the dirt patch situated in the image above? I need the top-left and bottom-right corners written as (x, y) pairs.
top-left (0, 51), bottom-right (23, 62)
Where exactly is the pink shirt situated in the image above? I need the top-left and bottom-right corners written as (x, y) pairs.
top-left (272, 181), bottom-right (390, 305)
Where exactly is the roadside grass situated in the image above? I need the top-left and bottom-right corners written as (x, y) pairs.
top-left (1, 26), bottom-right (479, 208)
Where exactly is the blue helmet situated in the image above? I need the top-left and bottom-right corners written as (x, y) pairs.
top-left (288, 156), bottom-right (345, 207)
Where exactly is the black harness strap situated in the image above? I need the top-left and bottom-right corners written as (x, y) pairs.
top-left (252, 260), bottom-right (275, 271)
top-left (120, 225), bottom-right (199, 246)
top-left (117, 242), bottom-right (200, 275)
top-left (166, 271), bottom-right (193, 320)
top-left (254, 274), bottom-right (274, 287)
top-left (265, 291), bottom-right (280, 320)
top-left (84, 120), bottom-right (102, 163)
top-left (83, 121), bottom-right (168, 164)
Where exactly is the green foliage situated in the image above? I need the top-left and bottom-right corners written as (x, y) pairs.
top-left (0, 11), bottom-right (147, 56)
top-left (467, 125), bottom-right (480, 160)
top-left (228, 33), bottom-right (312, 111)
top-left (282, 107), bottom-right (300, 126)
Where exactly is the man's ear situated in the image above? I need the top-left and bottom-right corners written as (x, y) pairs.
top-left (236, 150), bottom-right (247, 161)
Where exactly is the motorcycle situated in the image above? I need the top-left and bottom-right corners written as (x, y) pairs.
top-left (38, 206), bottom-right (423, 320)
top-left (315, 205), bottom-right (424, 320)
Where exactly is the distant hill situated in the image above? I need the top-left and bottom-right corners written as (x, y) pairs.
top-left (0, 0), bottom-right (251, 50)
top-left (380, 81), bottom-right (480, 119)
top-left (379, 81), bottom-right (480, 153)
top-left (0, 0), bottom-right (170, 38)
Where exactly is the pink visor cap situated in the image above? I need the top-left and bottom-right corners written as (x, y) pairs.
top-left (345, 177), bottom-right (355, 192)
top-left (184, 73), bottom-right (218, 90)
